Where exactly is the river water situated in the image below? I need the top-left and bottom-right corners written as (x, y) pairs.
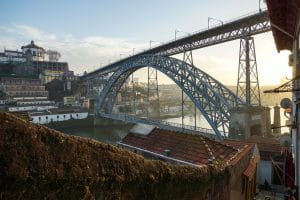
top-left (55, 107), bottom-right (290, 145)
top-left (53, 122), bottom-right (133, 145)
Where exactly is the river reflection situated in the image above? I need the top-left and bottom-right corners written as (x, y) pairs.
top-left (164, 106), bottom-right (290, 133)
top-left (53, 106), bottom-right (290, 145)
top-left (53, 123), bottom-right (133, 145)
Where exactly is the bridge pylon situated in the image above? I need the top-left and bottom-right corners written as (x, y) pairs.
top-left (229, 37), bottom-right (271, 140)
top-left (182, 48), bottom-right (197, 130)
top-left (236, 37), bottom-right (261, 106)
top-left (147, 67), bottom-right (160, 119)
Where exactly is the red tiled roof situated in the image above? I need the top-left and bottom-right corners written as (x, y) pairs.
top-left (120, 128), bottom-right (240, 166)
top-left (266, 0), bottom-right (300, 51)
top-left (221, 139), bottom-right (257, 165)
top-left (221, 139), bottom-right (253, 150)
top-left (243, 158), bottom-right (257, 179)
top-left (21, 41), bottom-right (45, 51)
top-left (243, 135), bottom-right (282, 152)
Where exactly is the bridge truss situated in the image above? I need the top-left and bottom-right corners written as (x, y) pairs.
top-left (96, 55), bottom-right (245, 139)
top-left (82, 10), bottom-right (270, 80)
top-left (84, 10), bottom-right (270, 139)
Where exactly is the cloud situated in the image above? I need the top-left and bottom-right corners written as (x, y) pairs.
top-left (0, 24), bottom-right (147, 75)
top-left (0, 25), bottom-right (291, 86)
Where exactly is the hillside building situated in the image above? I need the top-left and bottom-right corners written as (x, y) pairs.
top-left (0, 76), bottom-right (48, 99)
top-left (0, 41), bottom-right (75, 84)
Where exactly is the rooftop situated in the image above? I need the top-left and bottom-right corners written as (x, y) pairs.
top-left (29, 107), bottom-right (88, 116)
top-left (119, 128), bottom-right (253, 166)
top-left (266, 0), bottom-right (300, 51)
top-left (4, 50), bottom-right (23, 53)
top-left (21, 40), bottom-right (45, 51)
top-left (243, 135), bottom-right (283, 152)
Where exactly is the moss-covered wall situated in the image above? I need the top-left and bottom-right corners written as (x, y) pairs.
top-left (0, 112), bottom-right (230, 199)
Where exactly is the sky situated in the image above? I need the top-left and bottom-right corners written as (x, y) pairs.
top-left (0, 0), bottom-right (292, 85)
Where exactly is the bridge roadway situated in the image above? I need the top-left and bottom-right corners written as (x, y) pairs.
top-left (99, 112), bottom-right (221, 140)
top-left (82, 10), bottom-right (270, 80)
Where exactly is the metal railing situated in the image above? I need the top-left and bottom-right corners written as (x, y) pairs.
top-left (98, 112), bottom-right (228, 139)
top-left (82, 9), bottom-right (269, 78)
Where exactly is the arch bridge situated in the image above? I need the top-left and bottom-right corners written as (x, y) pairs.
top-left (84, 10), bottom-right (271, 140)
top-left (96, 55), bottom-right (245, 139)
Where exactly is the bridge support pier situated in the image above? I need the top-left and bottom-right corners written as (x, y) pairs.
top-left (229, 106), bottom-right (271, 139)
top-left (231, 37), bottom-right (272, 139)
top-left (131, 73), bottom-right (136, 115)
top-left (236, 37), bottom-right (261, 106)
top-left (147, 67), bottom-right (160, 119)
top-left (182, 48), bottom-right (197, 130)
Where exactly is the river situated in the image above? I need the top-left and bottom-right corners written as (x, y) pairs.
top-left (53, 107), bottom-right (290, 145)
top-left (50, 118), bottom-right (133, 145)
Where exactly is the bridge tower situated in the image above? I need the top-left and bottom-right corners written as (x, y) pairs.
top-left (230, 37), bottom-right (271, 139)
top-left (182, 48), bottom-right (197, 130)
top-left (147, 67), bottom-right (160, 119)
top-left (236, 37), bottom-right (261, 106)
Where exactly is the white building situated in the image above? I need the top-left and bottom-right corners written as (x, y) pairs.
top-left (7, 105), bottom-right (57, 112)
top-left (21, 40), bottom-right (45, 61)
top-left (0, 50), bottom-right (26, 63)
top-left (16, 100), bottom-right (55, 106)
top-left (0, 41), bottom-right (46, 64)
top-left (30, 111), bottom-right (88, 124)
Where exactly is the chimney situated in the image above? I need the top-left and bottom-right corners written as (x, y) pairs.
top-left (273, 105), bottom-right (281, 135)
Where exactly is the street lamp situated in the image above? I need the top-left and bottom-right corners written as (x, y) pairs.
top-left (175, 29), bottom-right (191, 40)
top-left (259, 0), bottom-right (262, 12)
top-left (120, 51), bottom-right (132, 60)
top-left (150, 40), bottom-right (163, 48)
top-left (208, 17), bottom-right (223, 29)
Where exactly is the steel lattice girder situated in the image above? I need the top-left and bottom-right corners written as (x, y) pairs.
top-left (156, 19), bottom-right (270, 56)
top-left (96, 55), bottom-right (245, 139)
top-left (81, 11), bottom-right (270, 80)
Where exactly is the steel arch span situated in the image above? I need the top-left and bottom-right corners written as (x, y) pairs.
top-left (95, 55), bottom-right (244, 139)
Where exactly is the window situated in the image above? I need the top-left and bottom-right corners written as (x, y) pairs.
top-left (46, 116), bottom-right (48, 119)
top-left (38, 117), bottom-right (41, 121)
top-left (76, 114), bottom-right (78, 117)
top-left (57, 115), bottom-right (59, 119)
top-left (63, 115), bottom-right (66, 118)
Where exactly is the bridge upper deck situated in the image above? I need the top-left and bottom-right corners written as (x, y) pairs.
top-left (82, 10), bottom-right (270, 80)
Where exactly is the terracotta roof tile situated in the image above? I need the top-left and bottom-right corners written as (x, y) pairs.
top-left (243, 135), bottom-right (283, 152)
top-left (120, 128), bottom-right (240, 166)
top-left (21, 41), bottom-right (45, 51)
top-left (266, 0), bottom-right (300, 51)
top-left (243, 159), bottom-right (257, 179)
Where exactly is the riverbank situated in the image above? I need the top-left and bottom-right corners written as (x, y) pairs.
top-left (46, 115), bottom-right (134, 144)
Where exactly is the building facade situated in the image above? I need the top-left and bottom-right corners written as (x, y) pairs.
top-left (30, 111), bottom-right (88, 124)
top-left (266, 1), bottom-right (300, 198)
top-left (0, 41), bottom-right (75, 84)
top-left (0, 76), bottom-right (48, 99)
top-left (21, 40), bottom-right (45, 62)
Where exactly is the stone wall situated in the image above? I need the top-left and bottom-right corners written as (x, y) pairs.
top-left (0, 112), bottom-right (229, 200)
